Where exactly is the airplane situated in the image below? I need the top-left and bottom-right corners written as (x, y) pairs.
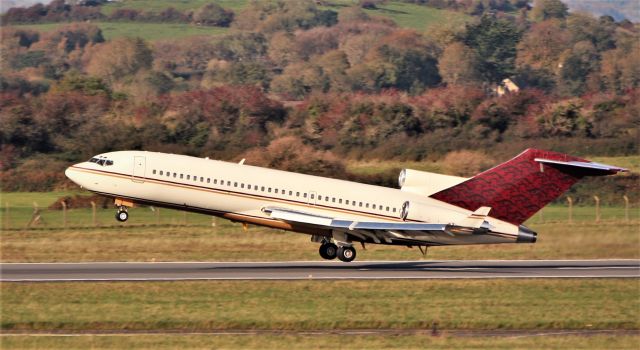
top-left (65, 148), bottom-right (627, 262)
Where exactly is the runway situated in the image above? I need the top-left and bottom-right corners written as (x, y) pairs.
top-left (2, 260), bottom-right (638, 281)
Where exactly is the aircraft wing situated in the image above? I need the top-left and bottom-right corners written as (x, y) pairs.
top-left (262, 206), bottom-right (479, 245)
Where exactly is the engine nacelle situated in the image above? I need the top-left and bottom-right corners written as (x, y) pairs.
top-left (398, 169), bottom-right (467, 196)
top-left (401, 200), bottom-right (467, 223)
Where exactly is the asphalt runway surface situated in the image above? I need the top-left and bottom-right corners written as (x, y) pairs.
top-left (2, 260), bottom-right (638, 281)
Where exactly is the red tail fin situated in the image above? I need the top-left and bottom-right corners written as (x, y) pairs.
top-left (430, 149), bottom-right (626, 225)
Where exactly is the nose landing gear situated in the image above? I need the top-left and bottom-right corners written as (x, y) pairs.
top-left (115, 207), bottom-right (129, 222)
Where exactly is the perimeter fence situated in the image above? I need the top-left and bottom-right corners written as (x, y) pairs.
top-left (1, 195), bottom-right (637, 231)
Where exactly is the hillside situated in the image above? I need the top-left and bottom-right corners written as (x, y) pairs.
top-left (1, 0), bottom-right (638, 202)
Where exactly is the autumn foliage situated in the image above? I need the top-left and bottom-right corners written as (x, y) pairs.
top-left (0, 0), bottom-right (638, 197)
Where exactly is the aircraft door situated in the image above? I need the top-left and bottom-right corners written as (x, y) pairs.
top-left (132, 156), bottom-right (146, 183)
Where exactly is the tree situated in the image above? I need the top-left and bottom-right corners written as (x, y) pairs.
top-left (464, 15), bottom-right (521, 83)
top-left (193, 3), bottom-right (234, 27)
top-left (85, 38), bottom-right (153, 84)
top-left (516, 19), bottom-right (570, 73)
top-left (438, 42), bottom-right (482, 86)
top-left (531, 0), bottom-right (568, 21)
top-left (558, 41), bottom-right (600, 96)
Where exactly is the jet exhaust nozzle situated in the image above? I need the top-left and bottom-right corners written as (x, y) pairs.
top-left (516, 225), bottom-right (537, 243)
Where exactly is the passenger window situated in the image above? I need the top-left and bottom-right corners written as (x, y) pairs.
top-left (296, 192), bottom-right (300, 197)
top-left (311, 194), bottom-right (315, 199)
top-left (366, 203), bottom-right (369, 208)
top-left (268, 188), bottom-right (272, 193)
top-left (180, 174), bottom-right (184, 179)
top-left (289, 190), bottom-right (292, 196)
top-left (200, 177), bottom-right (204, 182)
top-left (173, 173), bottom-right (177, 178)
top-left (261, 186), bottom-right (265, 191)
top-left (187, 175), bottom-right (190, 180)
top-left (359, 202), bottom-right (363, 207)
top-left (166, 171), bottom-right (170, 177)
top-left (372, 204), bottom-right (376, 209)
top-left (234, 182), bottom-right (237, 187)
top-left (207, 178), bottom-right (210, 183)
top-left (332, 198), bottom-right (336, 203)
top-left (318, 195), bottom-right (321, 200)
top-left (227, 181), bottom-right (231, 186)
top-left (241, 183), bottom-right (245, 188)
top-left (275, 189), bottom-right (278, 194)
top-left (214, 179), bottom-right (217, 184)
top-left (339, 199), bottom-right (342, 204)
top-left (386, 206), bottom-right (390, 211)
top-left (393, 208), bottom-right (397, 213)
top-left (153, 170), bottom-right (157, 175)
top-left (346, 200), bottom-right (350, 205)
top-left (304, 193), bottom-right (307, 198)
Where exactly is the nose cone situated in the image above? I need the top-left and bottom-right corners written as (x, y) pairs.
top-left (65, 166), bottom-right (81, 186)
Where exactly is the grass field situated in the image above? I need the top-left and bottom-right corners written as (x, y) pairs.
top-left (3, 334), bottom-right (639, 349)
top-left (1, 191), bottom-right (638, 262)
top-left (1, 220), bottom-right (638, 262)
top-left (360, 1), bottom-right (471, 33)
top-left (2, 279), bottom-right (638, 331)
top-left (12, 22), bottom-right (228, 41)
top-left (101, 0), bottom-right (248, 15)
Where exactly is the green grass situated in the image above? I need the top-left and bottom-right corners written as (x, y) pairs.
top-left (591, 155), bottom-right (640, 174)
top-left (3, 334), bottom-right (639, 349)
top-left (362, 1), bottom-right (471, 33)
top-left (2, 221), bottom-right (638, 262)
top-left (2, 279), bottom-right (638, 331)
top-left (101, 0), bottom-right (248, 15)
top-left (12, 22), bottom-right (228, 41)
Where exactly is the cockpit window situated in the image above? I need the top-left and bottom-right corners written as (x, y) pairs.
top-left (88, 157), bottom-right (114, 166)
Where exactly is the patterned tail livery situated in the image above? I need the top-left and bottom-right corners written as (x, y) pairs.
top-left (430, 149), bottom-right (627, 225)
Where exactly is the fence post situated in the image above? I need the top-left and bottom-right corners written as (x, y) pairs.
top-left (91, 201), bottom-right (97, 227)
top-left (4, 202), bottom-right (11, 230)
top-left (593, 196), bottom-right (600, 223)
top-left (623, 195), bottom-right (629, 222)
top-left (61, 201), bottom-right (67, 229)
top-left (566, 196), bottom-right (573, 224)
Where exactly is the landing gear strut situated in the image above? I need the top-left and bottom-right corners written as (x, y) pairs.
top-left (319, 242), bottom-right (338, 260)
top-left (115, 206), bottom-right (129, 222)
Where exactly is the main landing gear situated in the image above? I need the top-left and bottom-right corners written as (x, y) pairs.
top-left (115, 206), bottom-right (129, 222)
top-left (319, 241), bottom-right (356, 262)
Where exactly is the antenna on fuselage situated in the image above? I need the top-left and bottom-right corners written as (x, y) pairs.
top-left (238, 158), bottom-right (246, 165)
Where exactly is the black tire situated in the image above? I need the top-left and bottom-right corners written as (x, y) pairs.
top-left (319, 243), bottom-right (338, 260)
top-left (116, 210), bottom-right (128, 222)
top-left (337, 246), bottom-right (356, 262)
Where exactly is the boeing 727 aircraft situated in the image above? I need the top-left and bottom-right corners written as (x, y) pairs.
top-left (65, 149), bottom-right (626, 262)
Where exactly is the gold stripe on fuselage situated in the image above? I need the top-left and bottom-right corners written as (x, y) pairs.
top-left (70, 166), bottom-right (406, 222)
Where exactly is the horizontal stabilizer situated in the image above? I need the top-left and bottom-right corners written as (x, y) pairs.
top-left (458, 206), bottom-right (492, 228)
top-left (535, 158), bottom-right (628, 176)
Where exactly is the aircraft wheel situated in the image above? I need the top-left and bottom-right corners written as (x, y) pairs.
top-left (319, 243), bottom-right (338, 260)
top-left (116, 210), bottom-right (129, 222)
top-left (337, 246), bottom-right (356, 263)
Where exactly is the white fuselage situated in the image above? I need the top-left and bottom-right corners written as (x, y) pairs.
top-left (65, 151), bottom-right (521, 245)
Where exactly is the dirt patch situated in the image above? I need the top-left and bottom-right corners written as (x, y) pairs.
top-left (48, 194), bottom-right (112, 210)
